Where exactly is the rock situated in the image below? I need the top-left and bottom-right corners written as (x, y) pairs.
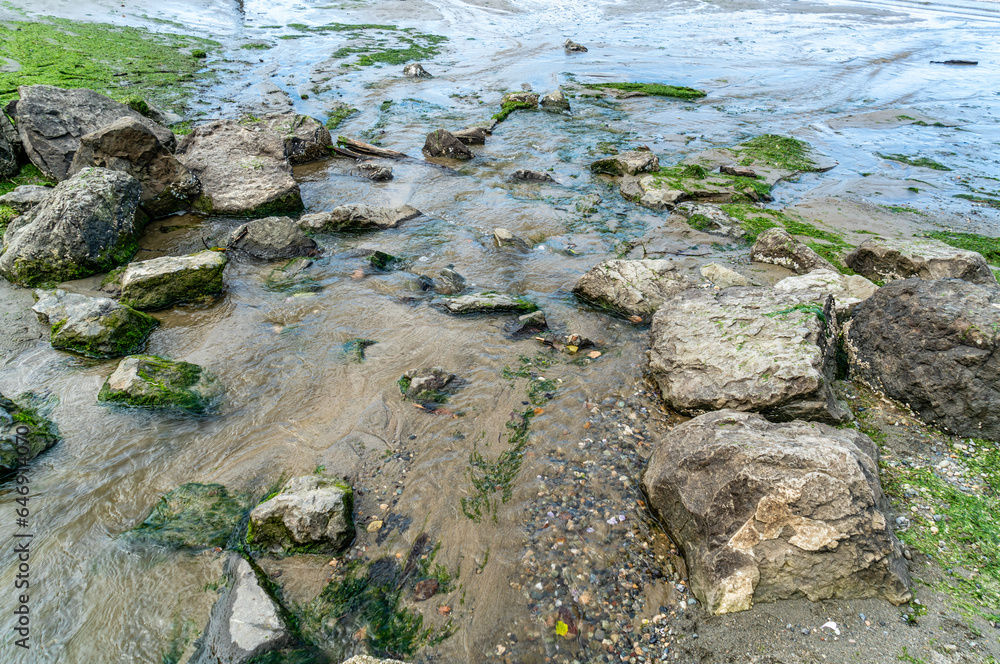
top-left (98, 355), bottom-right (223, 414)
top-left (265, 257), bottom-right (320, 293)
top-left (845, 236), bottom-right (998, 286)
top-left (188, 553), bottom-right (292, 664)
top-left (13, 85), bottom-right (176, 181)
top-left (0, 111), bottom-right (20, 179)
top-left (591, 151), bottom-right (660, 176)
top-left (298, 204), bottom-right (421, 232)
top-left (434, 266), bottom-right (466, 295)
top-left (641, 410), bottom-right (911, 614)
top-left (0, 185), bottom-right (53, 214)
top-left (648, 287), bottom-right (851, 424)
top-left (413, 579), bottom-right (439, 601)
top-left (174, 119), bottom-right (303, 217)
top-left (638, 187), bottom-right (685, 211)
top-left (774, 269), bottom-right (878, 318)
top-left (0, 167), bottom-right (142, 286)
top-left (403, 63), bottom-right (432, 78)
top-left (540, 89), bottom-right (571, 113)
top-left (0, 393), bottom-right (60, 472)
top-left (846, 278), bottom-right (1000, 440)
top-left (436, 292), bottom-right (539, 315)
top-left (452, 126), bottom-right (489, 145)
top-left (700, 263), bottom-right (751, 289)
top-left (244, 113), bottom-right (333, 165)
top-left (230, 217), bottom-right (318, 260)
top-left (128, 483), bottom-right (243, 549)
top-left (750, 228), bottom-right (837, 275)
top-left (494, 228), bottom-right (532, 253)
top-left (247, 476), bottom-right (354, 554)
top-left (564, 39), bottom-right (588, 52)
top-left (341, 657), bottom-right (407, 664)
top-left (720, 164), bottom-right (757, 177)
top-left (510, 169), bottom-right (556, 183)
top-left (399, 367), bottom-right (457, 402)
top-left (573, 259), bottom-right (695, 322)
top-left (350, 162), bottom-right (393, 181)
top-left (68, 117), bottom-right (201, 218)
top-left (575, 193), bottom-right (602, 214)
top-left (501, 91), bottom-right (540, 108)
top-left (674, 203), bottom-right (746, 239)
top-left (504, 309), bottom-right (548, 338)
top-left (423, 129), bottom-right (474, 160)
top-left (32, 289), bottom-right (157, 358)
top-left (118, 250), bottom-right (228, 310)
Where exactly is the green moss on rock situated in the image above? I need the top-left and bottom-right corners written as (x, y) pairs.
top-left (0, 393), bottom-right (60, 472)
top-left (127, 483), bottom-right (243, 548)
top-left (98, 354), bottom-right (223, 414)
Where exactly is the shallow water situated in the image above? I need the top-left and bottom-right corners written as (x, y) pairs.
top-left (1, 0), bottom-right (999, 661)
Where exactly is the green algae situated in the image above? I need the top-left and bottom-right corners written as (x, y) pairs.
top-left (0, 164), bottom-right (54, 197)
top-left (128, 483), bottom-right (244, 549)
top-left (925, 231), bottom-right (1000, 264)
top-left (733, 135), bottom-right (819, 172)
top-left (0, 393), bottom-right (60, 472)
top-left (954, 193), bottom-right (1000, 209)
top-left (48, 304), bottom-right (158, 359)
top-left (877, 153), bottom-right (952, 171)
top-left (245, 480), bottom-right (354, 555)
top-left (581, 82), bottom-right (706, 100)
top-left (325, 105), bottom-right (358, 130)
top-left (492, 99), bottom-right (534, 123)
top-left (98, 355), bottom-right (221, 414)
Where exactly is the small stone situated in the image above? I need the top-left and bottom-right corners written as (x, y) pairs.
top-left (540, 89), bottom-right (571, 113)
top-left (367, 520), bottom-right (384, 532)
top-left (413, 579), bottom-right (439, 601)
top-left (564, 39), bottom-right (588, 52)
top-left (403, 63), bottom-right (432, 78)
top-left (350, 162), bottom-right (393, 181)
top-left (494, 228), bottom-right (532, 253)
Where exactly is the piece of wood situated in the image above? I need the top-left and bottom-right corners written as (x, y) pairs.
top-left (330, 145), bottom-right (366, 160)
top-left (336, 136), bottom-right (409, 160)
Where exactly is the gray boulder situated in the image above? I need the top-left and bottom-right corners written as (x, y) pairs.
top-left (423, 129), bottom-right (474, 160)
top-left (403, 63), bottom-right (432, 78)
top-left (0, 167), bottom-right (142, 286)
top-left (0, 185), bottom-right (54, 214)
top-left (68, 116), bottom-right (201, 218)
top-left (845, 236), bottom-right (997, 286)
top-left (648, 287), bottom-right (851, 424)
top-left (573, 259), bottom-right (695, 322)
top-left (750, 228), bottom-right (837, 275)
top-left (540, 89), bottom-right (571, 113)
top-left (247, 476), bottom-right (354, 554)
top-left (0, 111), bottom-right (20, 179)
top-left (641, 410), bottom-right (911, 615)
top-left (494, 227), bottom-right (531, 253)
top-left (350, 162), bottom-right (393, 181)
top-left (0, 393), bottom-right (60, 472)
top-left (591, 151), bottom-right (660, 176)
top-left (774, 268), bottom-right (878, 319)
top-left (118, 250), bottom-right (227, 310)
top-left (847, 278), bottom-right (1000, 440)
top-left (230, 217), bottom-right (317, 260)
top-left (436, 292), bottom-right (538, 315)
top-left (32, 289), bottom-right (157, 358)
top-left (189, 554), bottom-right (292, 664)
top-left (243, 113), bottom-right (333, 165)
top-left (298, 204), bottom-right (421, 232)
top-left (434, 266), bottom-right (466, 295)
top-left (13, 85), bottom-right (175, 181)
top-left (98, 355), bottom-right (223, 414)
top-left (174, 120), bottom-right (303, 217)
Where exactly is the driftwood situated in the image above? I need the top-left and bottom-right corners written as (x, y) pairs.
top-left (330, 145), bottom-right (367, 160)
top-left (930, 60), bottom-right (977, 65)
top-left (336, 136), bottom-right (409, 160)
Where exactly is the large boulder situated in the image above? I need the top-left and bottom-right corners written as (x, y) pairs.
top-left (189, 553), bottom-right (292, 664)
top-left (845, 236), bottom-right (997, 286)
top-left (0, 112), bottom-right (20, 179)
top-left (0, 393), bottom-right (60, 472)
top-left (423, 129), bottom-right (474, 160)
top-left (32, 289), bottom-right (157, 358)
top-left (242, 112), bottom-right (332, 164)
top-left (648, 287), bottom-right (851, 424)
top-left (591, 151), bottom-right (660, 176)
top-left (118, 250), bottom-right (227, 310)
top-left (847, 278), bottom-right (1000, 440)
top-left (174, 120), bottom-right (303, 217)
top-left (641, 410), bottom-right (911, 614)
top-left (247, 476), bottom-right (354, 554)
top-left (98, 355), bottom-right (223, 414)
top-left (573, 259), bottom-right (695, 322)
top-left (774, 269), bottom-right (878, 319)
top-left (0, 185), bottom-right (54, 214)
top-left (68, 117), bottom-right (201, 218)
top-left (0, 167), bottom-right (142, 286)
top-left (298, 204), bottom-right (421, 232)
top-left (13, 85), bottom-right (175, 181)
top-left (229, 217), bottom-right (317, 260)
top-left (750, 228), bottom-right (837, 275)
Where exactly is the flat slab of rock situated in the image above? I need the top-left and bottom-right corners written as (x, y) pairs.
top-left (230, 217), bottom-right (317, 260)
top-left (98, 355), bottom-right (223, 414)
top-left (32, 289), bottom-right (157, 358)
top-left (14, 85), bottom-right (175, 181)
top-left (673, 203), bottom-right (746, 239)
top-left (175, 119), bottom-right (303, 217)
top-left (128, 483), bottom-right (243, 549)
top-left (0, 393), bottom-right (60, 472)
top-left (298, 204), bottom-right (421, 232)
top-left (845, 236), bottom-right (998, 286)
top-left (436, 292), bottom-right (539, 315)
top-left (247, 476), bottom-right (354, 554)
top-left (68, 116), bottom-right (201, 218)
top-left (0, 167), bottom-right (142, 286)
top-left (774, 269), bottom-right (878, 318)
top-left (243, 113), bottom-right (332, 164)
top-left (648, 287), bottom-right (851, 423)
top-left (423, 129), bottom-right (474, 159)
top-left (751, 228), bottom-right (837, 274)
top-left (847, 278), bottom-right (1000, 440)
top-left (0, 185), bottom-right (54, 214)
top-left (591, 151), bottom-right (660, 176)
top-left (573, 259), bottom-right (695, 322)
top-left (119, 250), bottom-right (227, 310)
top-left (189, 553), bottom-right (292, 664)
top-left (641, 410), bottom-right (911, 614)
top-left (350, 162), bottom-right (393, 181)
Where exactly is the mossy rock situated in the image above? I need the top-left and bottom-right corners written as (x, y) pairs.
top-left (264, 257), bottom-right (321, 293)
top-left (98, 354), bottom-right (223, 414)
top-left (33, 289), bottom-right (158, 358)
top-left (128, 483), bottom-right (243, 548)
top-left (246, 476), bottom-right (354, 555)
top-left (0, 393), bottom-right (60, 472)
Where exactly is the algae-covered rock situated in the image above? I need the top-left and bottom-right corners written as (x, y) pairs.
top-left (403, 62), bottom-right (432, 78)
top-left (540, 89), bottom-right (571, 113)
top-left (298, 204), bottom-right (421, 232)
top-left (32, 289), bottom-right (158, 358)
top-left (774, 269), bottom-right (878, 318)
top-left (0, 185), bottom-right (54, 214)
top-left (0, 112), bottom-right (20, 179)
top-left (591, 151), bottom-right (659, 176)
top-left (128, 483), bottom-right (243, 548)
top-left (0, 393), bottom-right (60, 473)
top-left (119, 250), bottom-right (227, 310)
top-left (435, 292), bottom-right (538, 315)
top-left (494, 227), bottom-right (531, 253)
top-left (98, 355), bottom-right (223, 414)
top-left (247, 476), bottom-right (354, 554)
top-left (398, 367), bottom-right (457, 403)
top-left (246, 112), bottom-right (332, 164)
top-left (264, 257), bottom-right (321, 293)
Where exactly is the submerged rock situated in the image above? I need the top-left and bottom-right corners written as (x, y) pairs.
top-left (847, 278), bottom-right (1000, 440)
top-left (845, 236), bottom-right (997, 286)
top-left (591, 151), bottom-right (659, 176)
top-left (298, 204), bottom-right (421, 232)
top-left (118, 250), bottom-right (228, 311)
top-left (243, 112), bottom-right (333, 165)
top-left (229, 216), bottom-right (318, 260)
top-left (641, 410), bottom-right (911, 615)
top-left (0, 167), bottom-right (142, 286)
top-left (0, 184), bottom-right (54, 214)
top-left (774, 269), bottom-right (878, 318)
top-left (700, 263), bottom-right (752, 289)
top-left (434, 266), bottom-right (466, 295)
top-left (399, 367), bottom-right (457, 403)
top-left (128, 483), bottom-right (243, 549)
top-left (98, 355), bottom-right (223, 414)
top-left (648, 287), bottom-right (851, 424)
top-left (350, 162), bottom-right (393, 181)
top-left (436, 292), bottom-right (539, 315)
top-left (247, 476), bottom-right (354, 554)
top-left (265, 257), bottom-right (320, 293)
top-left (0, 393), bottom-right (60, 473)
top-left (573, 259), bottom-right (695, 322)
top-left (452, 126), bottom-right (489, 145)
top-left (32, 289), bottom-right (157, 358)
top-left (68, 116), bottom-right (201, 218)
top-left (540, 89), bottom-right (571, 113)
top-left (750, 228), bottom-right (837, 275)
top-left (403, 62), bottom-right (432, 78)
top-left (509, 169), bottom-right (556, 183)
top-left (423, 129), bottom-right (474, 160)
top-left (564, 39), bottom-right (588, 52)
top-left (494, 227), bottom-right (532, 253)
top-left (504, 310), bottom-right (549, 338)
